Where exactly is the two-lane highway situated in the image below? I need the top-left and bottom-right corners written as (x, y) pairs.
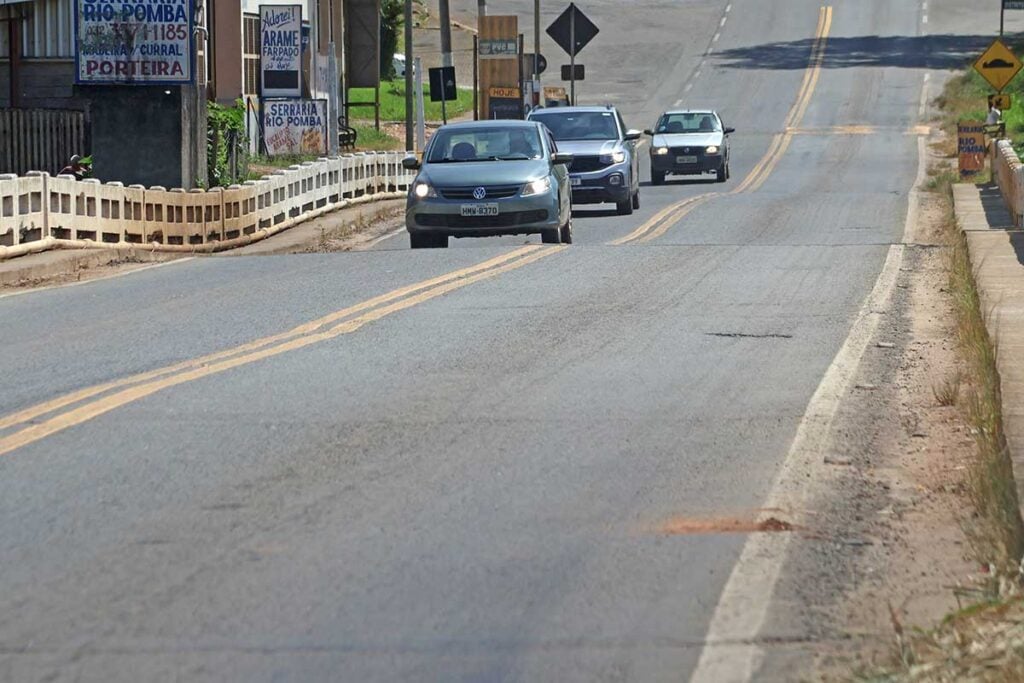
top-left (0, 1), bottom-right (986, 681)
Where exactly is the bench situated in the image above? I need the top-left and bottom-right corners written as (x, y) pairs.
top-left (339, 120), bottom-right (358, 150)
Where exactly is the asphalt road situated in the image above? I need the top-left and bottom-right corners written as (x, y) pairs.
top-left (0, 1), bottom-right (1004, 681)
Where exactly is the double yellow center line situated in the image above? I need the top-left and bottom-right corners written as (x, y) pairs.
top-left (614, 6), bottom-right (833, 245)
top-left (0, 245), bottom-right (564, 457)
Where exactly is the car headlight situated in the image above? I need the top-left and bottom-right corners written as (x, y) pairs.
top-left (413, 181), bottom-right (435, 198)
top-left (705, 146), bottom-right (720, 155)
top-left (521, 177), bottom-right (551, 196)
top-left (653, 147), bottom-right (669, 155)
top-left (600, 150), bottom-right (627, 164)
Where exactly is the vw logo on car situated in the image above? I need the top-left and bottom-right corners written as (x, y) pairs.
top-left (472, 187), bottom-right (487, 200)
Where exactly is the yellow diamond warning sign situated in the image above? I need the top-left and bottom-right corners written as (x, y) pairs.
top-left (974, 38), bottom-right (1023, 92)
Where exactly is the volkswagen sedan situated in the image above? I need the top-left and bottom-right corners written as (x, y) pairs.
top-left (402, 121), bottom-right (574, 248)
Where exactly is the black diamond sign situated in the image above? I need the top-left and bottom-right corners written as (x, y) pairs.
top-left (546, 3), bottom-right (599, 58)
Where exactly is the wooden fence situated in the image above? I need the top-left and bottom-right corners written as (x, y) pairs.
top-left (0, 109), bottom-right (89, 177)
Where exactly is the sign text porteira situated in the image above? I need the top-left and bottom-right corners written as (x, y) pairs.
top-left (74, 0), bottom-right (194, 84)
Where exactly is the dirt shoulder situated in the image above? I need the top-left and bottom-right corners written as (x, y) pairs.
top-left (744, 134), bottom-right (982, 680)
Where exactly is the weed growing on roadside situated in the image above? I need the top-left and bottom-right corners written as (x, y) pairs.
top-left (932, 371), bottom-right (962, 407)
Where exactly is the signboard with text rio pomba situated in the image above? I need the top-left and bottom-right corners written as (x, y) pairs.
top-left (74, 0), bottom-right (194, 84)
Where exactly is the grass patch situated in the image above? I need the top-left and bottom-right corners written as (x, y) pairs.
top-left (353, 125), bottom-right (402, 151)
top-left (349, 79), bottom-right (473, 122)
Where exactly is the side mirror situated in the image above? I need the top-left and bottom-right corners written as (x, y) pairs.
top-left (724, 127), bottom-right (735, 135)
top-left (402, 156), bottom-right (421, 170)
top-left (643, 129), bottom-right (654, 136)
top-left (624, 129), bottom-right (642, 141)
top-left (551, 152), bottom-right (573, 165)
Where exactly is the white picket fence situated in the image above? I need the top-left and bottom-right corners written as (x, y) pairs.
top-left (991, 139), bottom-right (1024, 228)
top-left (0, 151), bottom-right (415, 258)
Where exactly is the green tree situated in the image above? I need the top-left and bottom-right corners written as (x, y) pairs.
top-left (380, 0), bottom-right (403, 80)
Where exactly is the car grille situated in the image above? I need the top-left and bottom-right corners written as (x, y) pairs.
top-left (670, 146), bottom-right (706, 158)
top-left (570, 155), bottom-right (611, 173)
top-left (438, 185), bottom-right (520, 200)
top-left (415, 210), bottom-right (548, 228)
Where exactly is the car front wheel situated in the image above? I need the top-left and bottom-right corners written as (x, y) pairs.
top-left (560, 216), bottom-right (573, 244)
top-left (651, 169), bottom-right (665, 185)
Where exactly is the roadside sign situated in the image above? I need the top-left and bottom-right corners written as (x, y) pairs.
top-left (561, 64), bottom-right (585, 81)
top-left (990, 93), bottom-right (1013, 110)
top-left (260, 5), bottom-right (303, 98)
top-left (523, 53), bottom-right (548, 76)
top-left (546, 4), bottom-right (599, 57)
top-left (75, 0), bottom-right (195, 85)
top-left (958, 120), bottom-right (987, 177)
top-left (428, 66), bottom-right (457, 102)
top-left (479, 37), bottom-right (519, 58)
top-left (973, 38), bottom-right (1023, 92)
top-left (490, 86), bottom-right (521, 98)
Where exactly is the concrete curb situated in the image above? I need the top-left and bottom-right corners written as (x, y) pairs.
top-left (0, 192), bottom-right (406, 289)
top-left (0, 247), bottom-right (179, 288)
top-left (953, 182), bottom-right (1024, 511)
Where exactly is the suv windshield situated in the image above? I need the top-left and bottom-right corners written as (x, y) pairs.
top-left (530, 111), bottom-right (619, 141)
top-left (655, 113), bottom-right (722, 134)
top-left (426, 127), bottom-right (544, 162)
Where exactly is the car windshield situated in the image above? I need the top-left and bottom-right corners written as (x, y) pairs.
top-left (656, 113), bottom-right (722, 134)
top-left (530, 111), bottom-right (619, 141)
top-left (426, 127), bottom-right (544, 162)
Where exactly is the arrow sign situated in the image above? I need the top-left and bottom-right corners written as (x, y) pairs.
top-left (523, 53), bottom-right (548, 76)
top-left (973, 38), bottom-right (1023, 92)
top-left (546, 3), bottom-right (599, 58)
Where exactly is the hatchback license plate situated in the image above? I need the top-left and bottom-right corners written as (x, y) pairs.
top-left (570, 177), bottom-right (582, 187)
top-left (676, 155), bottom-right (698, 164)
top-left (460, 203), bottom-right (499, 217)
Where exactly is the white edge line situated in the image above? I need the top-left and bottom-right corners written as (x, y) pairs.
top-left (0, 256), bottom-right (195, 301)
top-left (674, 98), bottom-right (684, 106)
top-left (713, 32), bottom-right (721, 42)
top-left (365, 225), bottom-right (407, 248)
top-left (725, 3), bottom-right (732, 12)
top-left (688, 92), bottom-right (929, 683)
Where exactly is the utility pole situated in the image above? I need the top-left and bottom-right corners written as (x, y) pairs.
top-left (439, 0), bottom-right (452, 124)
top-left (533, 0), bottom-right (540, 104)
top-left (404, 0), bottom-right (413, 151)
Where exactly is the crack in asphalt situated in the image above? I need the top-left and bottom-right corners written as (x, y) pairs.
top-left (705, 332), bottom-right (794, 339)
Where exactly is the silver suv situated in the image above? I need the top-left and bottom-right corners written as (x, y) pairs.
top-left (528, 105), bottom-right (642, 215)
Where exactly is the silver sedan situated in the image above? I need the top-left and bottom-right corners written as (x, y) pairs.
top-left (402, 120), bottom-right (574, 249)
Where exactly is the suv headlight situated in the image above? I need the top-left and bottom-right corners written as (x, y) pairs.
top-left (521, 177), bottom-right (551, 196)
top-left (412, 181), bottom-right (436, 198)
top-left (653, 147), bottom-right (669, 155)
top-left (601, 150), bottom-right (627, 164)
top-left (705, 146), bottom-right (720, 155)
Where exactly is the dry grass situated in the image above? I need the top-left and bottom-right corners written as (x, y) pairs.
top-left (932, 371), bottom-right (963, 407)
top-left (866, 152), bottom-right (1024, 683)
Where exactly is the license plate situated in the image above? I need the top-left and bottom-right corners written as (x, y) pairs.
top-left (570, 177), bottom-right (582, 187)
top-left (676, 156), bottom-right (698, 164)
top-left (460, 203), bottom-right (499, 217)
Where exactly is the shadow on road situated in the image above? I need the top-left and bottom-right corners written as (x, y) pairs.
top-left (715, 34), bottom-right (996, 71)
